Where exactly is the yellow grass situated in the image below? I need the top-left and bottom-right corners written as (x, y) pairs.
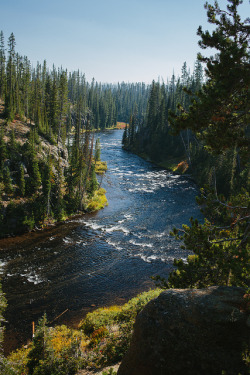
top-left (87, 188), bottom-right (108, 212)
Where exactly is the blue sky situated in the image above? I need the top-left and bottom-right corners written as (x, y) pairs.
top-left (1, 0), bottom-right (249, 83)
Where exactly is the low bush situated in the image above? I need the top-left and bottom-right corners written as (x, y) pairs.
top-left (7, 289), bottom-right (162, 374)
top-left (87, 188), bottom-right (108, 212)
top-left (95, 161), bottom-right (108, 175)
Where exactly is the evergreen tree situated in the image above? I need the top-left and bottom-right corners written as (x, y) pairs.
top-left (94, 137), bottom-right (101, 163)
top-left (42, 156), bottom-right (53, 218)
top-left (122, 124), bottom-right (128, 147)
top-left (18, 164), bottom-right (25, 196)
top-left (30, 157), bottom-right (42, 194)
top-left (88, 163), bottom-right (99, 196)
top-left (54, 159), bottom-right (66, 220)
top-left (57, 69), bottom-right (68, 144)
top-left (23, 56), bottom-right (31, 124)
top-left (26, 314), bottom-right (50, 375)
top-left (157, 0), bottom-right (250, 290)
top-left (0, 31), bottom-right (6, 100)
top-left (6, 32), bottom-right (16, 120)
top-left (0, 127), bottom-right (7, 167)
top-left (3, 166), bottom-right (13, 194)
top-left (10, 129), bottom-right (16, 150)
top-left (170, 0), bottom-right (250, 159)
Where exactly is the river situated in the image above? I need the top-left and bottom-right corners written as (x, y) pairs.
top-left (0, 129), bottom-right (203, 353)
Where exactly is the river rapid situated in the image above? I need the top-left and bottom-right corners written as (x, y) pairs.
top-left (0, 129), bottom-right (203, 353)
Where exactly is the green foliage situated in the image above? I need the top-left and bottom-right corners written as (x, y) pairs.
top-left (122, 124), bottom-right (128, 147)
top-left (87, 164), bottom-right (99, 196)
top-left (26, 316), bottom-right (81, 375)
top-left (94, 138), bottom-right (101, 162)
top-left (7, 346), bottom-right (30, 374)
top-left (18, 164), bottom-right (25, 196)
top-left (154, 0), bottom-right (250, 293)
top-left (0, 127), bottom-right (7, 164)
top-left (79, 305), bottom-right (122, 335)
top-left (79, 289), bottom-right (162, 368)
top-left (29, 158), bottom-right (42, 194)
top-left (22, 214), bottom-right (35, 231)
top-left (95, 160), bottom-right (108, 175)
top-left (3, 166), bottom-right (13, 194)
top-left (0, 282), bottom-right (12, 375)
top-left (86, 188), bottom-right (108, 212)
top-left (102, 369), bottom-right (117, 375)
top-left (123, 63), bottom-right (202, 163)
top-left (170, 0), bottom-right (249, 160)
top-left (0, 30), bottom-right (151, 236)
top-left (6, 289), bottom-right (161, 373)
top-left (115, 288), bottom-right (162, 323)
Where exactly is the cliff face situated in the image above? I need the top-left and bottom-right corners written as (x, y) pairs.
top-left (118, 286), bottom-right (249, 375)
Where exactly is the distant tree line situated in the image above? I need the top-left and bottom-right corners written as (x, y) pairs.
top-left (122, 61), bottom-right (203, 166)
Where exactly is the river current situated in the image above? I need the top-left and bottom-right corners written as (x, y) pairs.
top-left (0, 129), bottom-right (203, 353)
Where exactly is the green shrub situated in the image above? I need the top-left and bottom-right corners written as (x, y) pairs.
top-left (87, 188), bottom-right (108, 212)
top-left (6, 289), bottom-right (163, 373)
top-left (102, 369), bottom-right (117, 375)
top-left (79, 305), bottom-right (122, 335)
top-left (95, 161), bottom-right (108, 175)
top-left (116, 289), bottom-right (162, 323)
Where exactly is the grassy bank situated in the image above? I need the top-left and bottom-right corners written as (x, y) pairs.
top-left (5, 289), bottom-right (162, 375)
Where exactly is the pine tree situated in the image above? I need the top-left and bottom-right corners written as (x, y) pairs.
top-left (54, 159), bottom-right (66, 220)
top-left (181, 61), bottom-right (189, 86)
top-left (42, 156), bottom-right (53, 218)
top-left (23, 56), bottom-right (31, 124)
top-left (3, 166), bottom-right (13, 194)
top-left (158, 0), bottom-right (250, 290)
top-left (30, 157), bottom-right (42, 194)
top-left (6, 32), bottom-right (16, 120)
top-left (57, 69), bottom-right (68, 144)
top-left (94, 138), bottom-right (101, 163)
top-left (170, 0), bottom-right (250, 159)
top-left (27, 314), bottom-right (49, 375)
top-left (0, 127), bottom-right (7, 167)
top-left (0, 31), bottom-right (6, 100)
top-left (88, 164), bottom-right (98, 196)
top-left (18, 164), bottom-right (25, 197)
top-left (122, 125), bottom-right (128, 147)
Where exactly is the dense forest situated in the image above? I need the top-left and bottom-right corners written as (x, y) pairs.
top-left (122, 62), bottom-right (203, 168)
top-left (131, 0), bottom-right (249, 290)
top-left (0, 0), bottom-right (249, 374)
top-left (0, 31), bottom-right (151, 236)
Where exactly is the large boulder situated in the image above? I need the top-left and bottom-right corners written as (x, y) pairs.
top-left (118, 286), bottom-right (249, 375)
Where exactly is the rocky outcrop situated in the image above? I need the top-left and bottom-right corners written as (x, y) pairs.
top-left (39, 138), bottom-right (69, 168)
top-left (118, 286), bottom-right (249, 375)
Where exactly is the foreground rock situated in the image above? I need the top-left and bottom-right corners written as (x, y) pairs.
top-left (118, 286), bottom-right (249, 375)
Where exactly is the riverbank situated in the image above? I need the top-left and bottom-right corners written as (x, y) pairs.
top-left (0, 185), bottom-right (108, 239)
top-left (5, 289), bottom-right (161, 374)
top-left (123, 146), bottom-right (189, 175)
top-left (0, 100), bottom-right (110, 239)
top-left (1, 129), bottom-right (202, 361)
